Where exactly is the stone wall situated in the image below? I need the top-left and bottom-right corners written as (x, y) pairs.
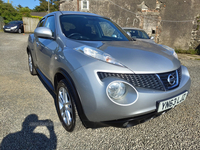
top-left (190, 15), bottom-right (200, 49)
top-left (60, 0), bottom-right (200, 50)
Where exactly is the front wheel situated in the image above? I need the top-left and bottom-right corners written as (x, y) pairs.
top-left (18, 29), bottom-right (22, 34)
top-left (56, 79), bottom-right (78, 132)
top-left (28, 52), bottom-right (37, 75)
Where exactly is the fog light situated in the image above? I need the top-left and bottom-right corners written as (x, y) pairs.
top-left (107, 82), bottom-right (126, 99)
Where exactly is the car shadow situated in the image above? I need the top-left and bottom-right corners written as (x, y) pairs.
top-left (0, 114), bottom-right (57, 150)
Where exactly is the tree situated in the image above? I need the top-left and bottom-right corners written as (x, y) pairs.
top-left (0, 2), bottom-right (21, 24)
top-left (17, 4), bottom-right (22, 8)
top-left (19, 7), bottom-right (31, 17)
top-left (33, 0), bottom-right (59, 12)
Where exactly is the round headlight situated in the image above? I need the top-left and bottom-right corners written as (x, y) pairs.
top-left (107, 82), bottom-right (126, 99)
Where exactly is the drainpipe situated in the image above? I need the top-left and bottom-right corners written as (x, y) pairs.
top-left (77, 0), bottom-right (79, 11)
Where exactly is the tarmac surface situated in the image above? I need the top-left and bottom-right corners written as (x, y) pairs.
top-left (0, 32), bottom-right (200, 149)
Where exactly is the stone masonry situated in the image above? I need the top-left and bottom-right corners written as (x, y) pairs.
top-left (60, 0), bottom-right (200, 50)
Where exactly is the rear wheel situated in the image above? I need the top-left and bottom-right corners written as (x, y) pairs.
top-left (28, 52), bottom-right (37, 75)
top-left (56, 79), bottom-right (83, 132)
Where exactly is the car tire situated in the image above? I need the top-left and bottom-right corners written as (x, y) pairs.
top-left (56, 79), bottom-right (83, 132)
top-left (18, 29), bottom-right (22, 34)
top-left (28, 52), bottom-right (37, 75)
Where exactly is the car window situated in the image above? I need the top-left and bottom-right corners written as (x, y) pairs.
top-left (37, 18), bottom-right (46, 27)
top-left (44, 15), bottom-right (55, 37)
top-left (99, 22), bottom-right (117, 38)
top-left (124, 29), bottom-right (150, 39)
top-left (60, 15), bottom-right (131, 41)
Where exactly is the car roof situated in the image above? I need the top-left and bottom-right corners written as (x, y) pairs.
top-left (61, 11), bottom-right (101, 17)
top-left (122, 27), bottom-right (144, 31)
top-left (45, 11), bottom-right (103, 18)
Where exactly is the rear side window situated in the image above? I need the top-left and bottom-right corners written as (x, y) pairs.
top-left (37, 18), bottom-right (46, 27)
top-left (44, 15), bottom-right (55, 37)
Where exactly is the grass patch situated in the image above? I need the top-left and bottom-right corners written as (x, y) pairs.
top-left (195, 58), bottom-right (200, 60)
top-left (175, 49), bottom-right (200, 55)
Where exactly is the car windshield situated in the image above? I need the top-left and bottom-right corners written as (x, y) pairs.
top-left (124, 29), bottom-right (150, 39)
top-left (60, 15), bottom-right (131, 41)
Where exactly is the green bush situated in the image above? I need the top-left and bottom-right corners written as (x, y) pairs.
top-left (0, 1), bottom-right (32, 24)
top-left (31, 16), bottom-right (43, 20)
top-left (0, 3), bottom-right (22, 24)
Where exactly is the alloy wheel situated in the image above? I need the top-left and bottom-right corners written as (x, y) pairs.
top-left (18, 29), bottom-right (22, 34)
top-left (58, 87), bottom-right (73, 126)
top-left (28, 54), bottom-right (33, 73)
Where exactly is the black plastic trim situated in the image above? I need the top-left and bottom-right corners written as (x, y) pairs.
top-left (100, 110), bottom-right (168, 128)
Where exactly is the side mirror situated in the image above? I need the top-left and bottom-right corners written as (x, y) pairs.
top-left (126, 32), bottom-right (131, 37)
top-left (34, 27), bottom-right (53, 39)
top-left (150, 36), bottom-right (154, 40)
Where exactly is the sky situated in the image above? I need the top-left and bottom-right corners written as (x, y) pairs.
top-left (4, 0), bottom-right (40, 9)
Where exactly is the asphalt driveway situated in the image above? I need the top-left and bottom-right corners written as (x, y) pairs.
top-left (0, 32), bottom-right (199, 149)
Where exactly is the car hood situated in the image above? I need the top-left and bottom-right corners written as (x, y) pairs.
top-left (72, 40), bottom-right (180, 74)
top-left (136, 38), bottom-right (156, 44)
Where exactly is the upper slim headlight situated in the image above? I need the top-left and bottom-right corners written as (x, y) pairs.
top-left (158, 44), bottom-right (178, 59)
top-left (74, 45), bottom-right (124, 67)
top-left (11, 26), bottom-right (17, 29)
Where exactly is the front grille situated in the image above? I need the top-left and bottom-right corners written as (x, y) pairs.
top-left (158, 67), bottom-right (181, 90)
top-left (97, 67), bottom-right (182, 91)
top-left (97, 72), bottom-right (165, 91)
top-left (178, 67), bottom-right (182, 82)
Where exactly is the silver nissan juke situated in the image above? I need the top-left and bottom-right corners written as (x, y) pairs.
top-left (27, 11), bottom-right (191, 132)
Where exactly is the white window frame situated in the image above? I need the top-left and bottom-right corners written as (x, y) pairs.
top-left (81, 0), bottom-right (89, 11)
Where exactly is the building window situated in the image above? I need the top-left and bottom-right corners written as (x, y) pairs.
top-left (81, 0), bottom-right (89, 10)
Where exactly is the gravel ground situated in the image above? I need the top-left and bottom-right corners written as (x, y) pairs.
top-left (0, 32), bottom-right (200, 149)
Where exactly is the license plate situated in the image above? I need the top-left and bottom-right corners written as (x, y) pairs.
top-left (5, 29), bottom-right (11, 31)
top-left (157, 91), bottom-right (188, 113)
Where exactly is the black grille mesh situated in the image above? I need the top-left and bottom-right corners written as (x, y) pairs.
top-left (97, 67), bottom-right (181, 91)
top-left (97, 72), bottom-right (165, 91)
top-left (178, 67), bottom-right (182, 83)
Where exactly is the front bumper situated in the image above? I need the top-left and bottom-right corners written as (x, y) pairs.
top-left (101, 110), bottom-right (168, 128)
top-left (4, 28), bottom-right (19, 33)
top-left (70, 61), bottom-right (191, 122)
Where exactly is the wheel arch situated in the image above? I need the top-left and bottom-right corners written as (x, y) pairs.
top-left (27, 46), bottom-right (30, 54)
top-left (53, 68), bottom-right (93, 128)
